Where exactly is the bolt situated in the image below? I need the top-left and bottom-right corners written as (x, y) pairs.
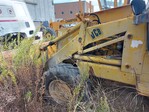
top-left (78, 37), bottom-right (82, 43)
top-left (125, 64), bottom-right (130, 69)
top-left (127, 34), bottom-right (133, 39)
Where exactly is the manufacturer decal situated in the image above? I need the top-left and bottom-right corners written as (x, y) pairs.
top-left (91, 28), bottom-right (102, 39)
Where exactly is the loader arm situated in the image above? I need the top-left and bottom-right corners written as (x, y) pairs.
top-left (46, 5), bottom-right (133, 66)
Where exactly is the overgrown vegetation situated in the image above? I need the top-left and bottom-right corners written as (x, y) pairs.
top-left (0, 36), bottom-right (149, 112)
top-left (0, 37), bottom-right (44, 111)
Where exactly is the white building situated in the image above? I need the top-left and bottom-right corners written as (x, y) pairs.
top-left (13, 0), bottom-right (55, 22)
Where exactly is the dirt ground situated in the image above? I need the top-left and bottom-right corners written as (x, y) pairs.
top-left (0, 76), bottom-right (149, 112)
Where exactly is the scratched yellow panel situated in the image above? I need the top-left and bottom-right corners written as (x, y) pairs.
top-left (121, 23), bottom-right (147, 75)
top-left (137, 82), bottom-right (149, 96)
top-left (78, 61), bottom-right (136, 85)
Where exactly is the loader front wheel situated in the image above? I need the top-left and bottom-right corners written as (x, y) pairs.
top-left (48, 80), bottom-right (73, 104)
top-left (44, 63), bottom-right (80, 105)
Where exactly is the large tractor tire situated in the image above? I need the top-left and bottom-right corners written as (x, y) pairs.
top-left (44, 63), bottom-right (80, 105)
top-left (1, 34), bottom-right (25, 49)
top-left (42, 27), bottom-right (57, 41)
top-left (41, 21), bottom-right (56, 39)
top-left (46, 27), bottom-right (56, 37)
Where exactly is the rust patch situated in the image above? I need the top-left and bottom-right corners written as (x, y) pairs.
top-left (89, 66), bottom-right (95, 76)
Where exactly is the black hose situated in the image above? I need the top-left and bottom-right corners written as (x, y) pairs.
top-left (90, 13), bottom-right (101, 24)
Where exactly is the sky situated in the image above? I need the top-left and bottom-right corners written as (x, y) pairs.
top-left (54, 0), bottom-right (148, 12)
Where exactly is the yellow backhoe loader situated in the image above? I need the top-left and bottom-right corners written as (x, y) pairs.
top-left (40, 0), bottom-right (149, 105)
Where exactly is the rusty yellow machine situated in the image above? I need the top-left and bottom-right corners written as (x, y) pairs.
top-left (41, 0), bottom-right (149, 104)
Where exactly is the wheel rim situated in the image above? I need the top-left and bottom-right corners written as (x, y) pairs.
top-left (48, 80), bottom-right (73, 104)
top-left (45, 33), bottom-right (52, 40)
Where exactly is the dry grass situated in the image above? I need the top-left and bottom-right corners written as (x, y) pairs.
top-left (80, 77), bottom-right (149, 112)
top-left (0, 39), bottom-right (44, 112)
top-left (0, 38), bottom-right (69, 112)
top-left (0, 38), bottom-right (149, 112)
